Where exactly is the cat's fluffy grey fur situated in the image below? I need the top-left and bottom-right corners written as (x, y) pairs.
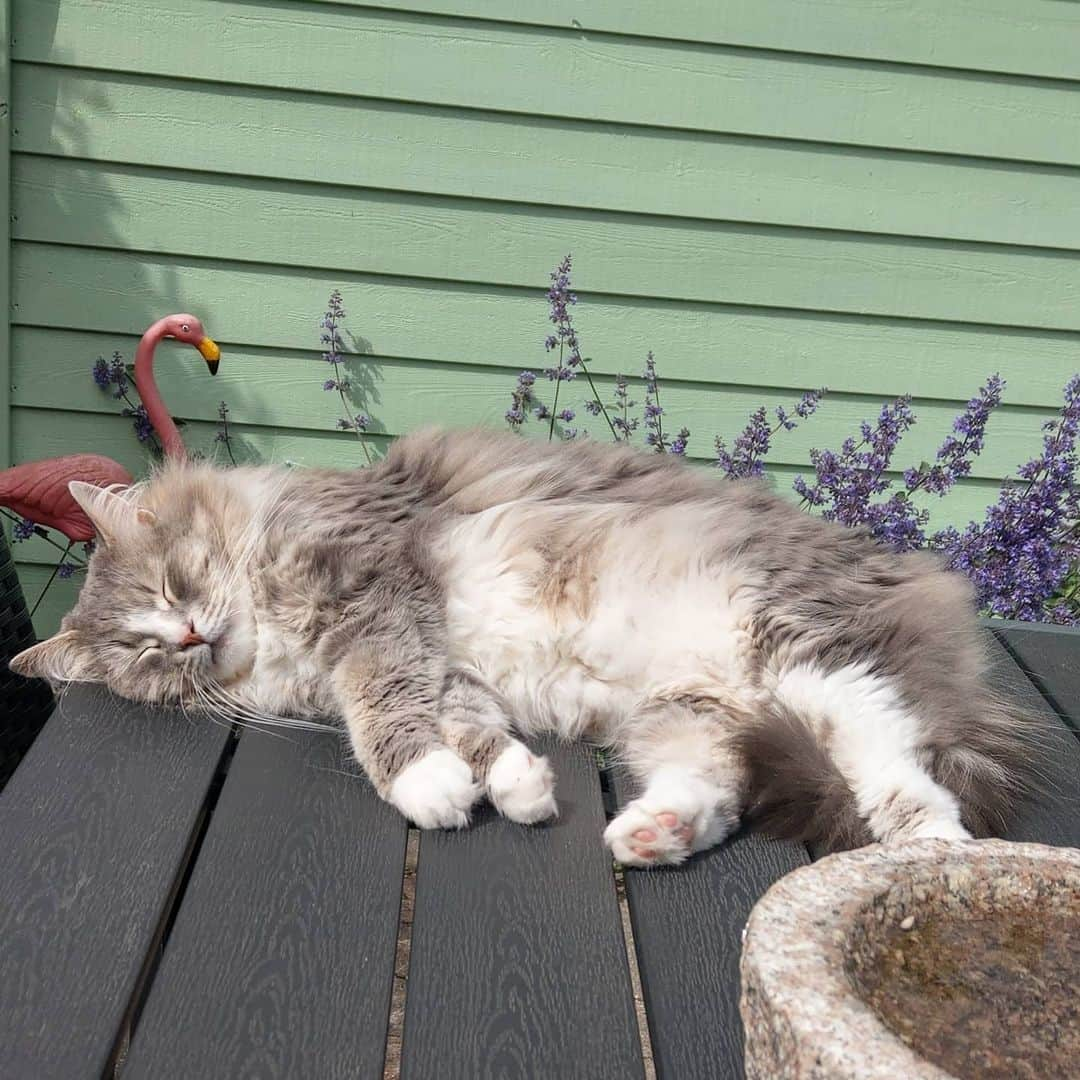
top-left (11, 429), bottom-right (1039, 864)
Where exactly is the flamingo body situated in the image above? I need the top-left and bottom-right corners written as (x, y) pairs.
top-left (0, 454), bottom-right (133, 542)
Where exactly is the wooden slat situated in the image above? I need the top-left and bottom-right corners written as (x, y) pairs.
top-left (14, 157), bottom-right (1080, 333)
top-left (402, 741), bottom-right (644, 1079)
top-left (14, 244), bottom-right (1080, 411)
top-left (15, 0), bottom-right (1080, 167)
top-left (10, 408), bottom-right (389, 473)
top-left (123, 728), bottom-right (408, 1079)
top-left (611, 772), bottom-right (808, 1080)
top-left (983, 616), bottom-right (1080, 639)
top-left (7, 336), bottom-right (1060, 482)
top-left (996, 626), bottom-right (1080, 735)
top-left (982, 632), bottom-right (1080, 848)
top-left (336, 0), bottom-right (1080, 83)
top-left (0, 4), bottom-right (10, 469)
top-left (0, 686), bottom-right (231, 1079)
top-left (16, 63), bottom-right (1080, 252)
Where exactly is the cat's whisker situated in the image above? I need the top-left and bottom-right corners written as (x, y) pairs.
top-left (189, 679), bottom-right (295, 742)
top-left (195, 676), bottom-right (337, 735)
top-left (206, 682), bottom-right (338, 733)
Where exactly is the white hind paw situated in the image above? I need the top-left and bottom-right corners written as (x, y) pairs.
top-left (604, 770), bottom-right (739, 869)
top-left (605, 803), bottom-right (697, 867)
top-left (487, 741), bottom-right (557, 824)
top-left (389, 748), bottom-right (480, 829)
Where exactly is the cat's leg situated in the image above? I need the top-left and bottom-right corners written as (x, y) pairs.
top-left (774, 664), bottom-right (970, 843)
top-left (604, 699), bottom-right (746, 868)
top-left (333, 626), bottom-right (481, 830)
top-left (439, 670), bottom-right (557, 824)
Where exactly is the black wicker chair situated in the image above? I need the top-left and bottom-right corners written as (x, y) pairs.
top-left (0, 532), bottom-right (54, 790)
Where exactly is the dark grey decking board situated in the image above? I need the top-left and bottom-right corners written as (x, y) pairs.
top-left (123, 728), bottom-right (408, 1080)
top-left (982, 631), bottom-right (1080, 848)
top-left (611, 769), bottom-right (809, 1080)
top-left (0, 686), bottom-right (231, 1080)
top-left (402, 741), bottom-right (644, 1080)
top-left (996, 625), bottom-right (1080, 735)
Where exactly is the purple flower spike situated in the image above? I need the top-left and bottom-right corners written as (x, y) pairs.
top-left (122, 403), bottom-right (155, 443)
top-left (641, 351), bottom-right (684, 453)
top-left (933, 374), bottom-right (1080, 623)
top-left (543, 254), bottom-right (583, 386)
top-left (717, 388), bottom-right (825, 479)
top-left (12, 517), bottom-right (36, 542)
top-left (795, 395), bottom-right (915, 529)
top-left (670, 427), bottom-right (690, 456)
top-left (506, 370), bottom-right (541, 432)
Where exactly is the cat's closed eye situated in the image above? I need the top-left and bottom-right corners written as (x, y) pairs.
top-left (136, 641), bottom-right (162, 662)
top-left (161, 578), bottom-right (179, 607)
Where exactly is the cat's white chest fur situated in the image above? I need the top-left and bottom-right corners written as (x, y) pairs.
top-left (438, 503), bottom-right (761, 739)
top-left (244, 624), bottom-right (329, 718)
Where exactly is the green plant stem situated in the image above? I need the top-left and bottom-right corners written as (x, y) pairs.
top-left (331, 357), bottom-right (373, 465)
top-left (115, 386), bottom-right (164, 458)
top-left (29, 542), bottom-right (74, 620)
top-left (650, 375), bottom-right (667, 451)
top-left (548, 341), bottom-right (564, 441)
top-left (216, 405), bottom-right (238, 466)
top-left (1, 510), bottom-right (88, 565)
top-left (577, 359), bottom-right (618, 441)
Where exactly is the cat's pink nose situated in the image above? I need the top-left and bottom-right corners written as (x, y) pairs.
top-left (179, 624), bottom-right (206, 650)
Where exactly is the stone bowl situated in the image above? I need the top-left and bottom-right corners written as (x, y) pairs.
top-left (740, 840), bottom-right (1079, 1080)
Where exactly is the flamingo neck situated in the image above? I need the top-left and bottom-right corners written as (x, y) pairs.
top-left (135, 317), bottom-right (186, 459)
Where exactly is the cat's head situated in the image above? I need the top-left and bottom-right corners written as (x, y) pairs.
top-left (10, 470), bottom-right (259, 704)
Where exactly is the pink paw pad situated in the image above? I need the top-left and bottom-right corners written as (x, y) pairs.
top-left (627, 811), bottom-right (694, 859)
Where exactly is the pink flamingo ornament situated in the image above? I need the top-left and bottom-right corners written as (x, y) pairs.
top-left (136, 314), bottom-right (220, 460)
top-left (0, 314), bottom-right (220, 543)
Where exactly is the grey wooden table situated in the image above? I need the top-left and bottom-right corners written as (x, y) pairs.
top-left (1, 627), bottom-right (1078, 1080)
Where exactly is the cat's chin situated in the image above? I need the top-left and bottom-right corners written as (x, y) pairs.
top-left (208, 628), bottom-right (257, 687)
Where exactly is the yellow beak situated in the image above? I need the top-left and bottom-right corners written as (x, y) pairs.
top-left (198, 336), bottom-right (221, 375)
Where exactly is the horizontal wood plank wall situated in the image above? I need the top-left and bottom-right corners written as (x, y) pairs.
top-left (8, 0), bottom-right (1080, 633)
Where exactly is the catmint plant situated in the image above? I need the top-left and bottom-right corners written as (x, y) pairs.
top-left (542, 255), bottom-right (617, 441)
top-left (4, 507), bottom-right (87, 616)
top-left (320, 289), bottom-right (373, 464)
top-left (933, 375), bottom-right (1080, 623)
top-left (92, 353), bottom-right (163, 454)
top-left (215, 400), bottom-right (237, 465)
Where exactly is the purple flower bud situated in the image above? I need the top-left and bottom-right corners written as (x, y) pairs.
top-left (12, 517), bottom-right (35, 542)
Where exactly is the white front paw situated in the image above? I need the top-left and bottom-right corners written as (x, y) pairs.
top-left (389, 748), bottom-right (480, 829)
top-left (487, 741), bottom-right (557, 824)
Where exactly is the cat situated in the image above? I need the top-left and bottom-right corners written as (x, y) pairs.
top-left (11, 428), bottom-right (1038, 865)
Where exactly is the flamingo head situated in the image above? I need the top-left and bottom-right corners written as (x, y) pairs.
top-left (161, 314), bottom-right (221, 375)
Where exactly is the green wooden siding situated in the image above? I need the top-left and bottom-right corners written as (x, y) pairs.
top-left (6, 0), bottom-right (1080, 634)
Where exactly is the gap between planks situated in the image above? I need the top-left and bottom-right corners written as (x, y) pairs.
top-left (110, 725), bottom-right (242, 1078)
top-left (381, 771), bottom-right (657, 1079)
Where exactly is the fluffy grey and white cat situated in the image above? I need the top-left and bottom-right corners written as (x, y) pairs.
top-left (12, 429), bottom-right (1036, 865)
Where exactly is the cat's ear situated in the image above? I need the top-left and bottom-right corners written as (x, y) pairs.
top-left (9, 629), bottom-right (101, 684)
top-left (68, 481), bottom-right (156, 545)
